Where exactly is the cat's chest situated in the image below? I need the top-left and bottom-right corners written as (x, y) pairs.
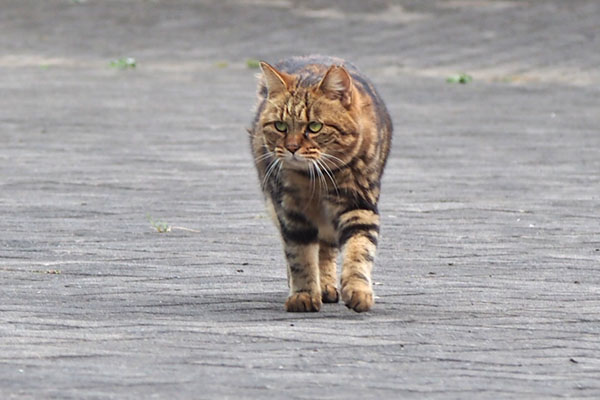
top-left (282, 166), bottom-right (358, 191)
top-left (282, 169), bottom-right (336, 200)
top-left (280, 171), bottom-right (336, 216)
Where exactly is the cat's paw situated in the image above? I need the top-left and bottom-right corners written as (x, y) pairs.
top-left (285, 292), bottom-right (322, 312)
top-left (341, 284), bottom-right (374, 313)
top-left (321, 284), bottom-right (339, 303)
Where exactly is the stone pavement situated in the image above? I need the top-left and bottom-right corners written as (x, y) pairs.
top-left (1, 0), bottom-right (599, 398)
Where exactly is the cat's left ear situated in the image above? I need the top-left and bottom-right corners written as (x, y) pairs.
top-left (318, 65), bottom-right (353, 108)
top-left (260, 61), bottom-right (294, 97)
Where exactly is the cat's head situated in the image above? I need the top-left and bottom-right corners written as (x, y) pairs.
top-left (256, 61), bottom-right (361, 171)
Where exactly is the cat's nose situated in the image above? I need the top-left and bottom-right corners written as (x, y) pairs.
top-left (286, 143), bottom-right (300, 154)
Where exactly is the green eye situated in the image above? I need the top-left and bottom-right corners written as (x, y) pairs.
top-left (307, 121), bottom-right (322, 133)
top-left (274, 121), bottom-right (288, 132)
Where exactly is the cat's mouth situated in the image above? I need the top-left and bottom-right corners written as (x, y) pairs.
top-left (282, 153), bottom-right (310, 169)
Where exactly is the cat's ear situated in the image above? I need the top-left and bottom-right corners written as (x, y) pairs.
top-left (318, 65), bottom-right (353, 108)
top-left (260, 62), bottom-right (294, 97)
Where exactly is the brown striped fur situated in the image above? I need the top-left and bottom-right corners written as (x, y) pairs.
top-left (249, 55), bottom-right (392, 312)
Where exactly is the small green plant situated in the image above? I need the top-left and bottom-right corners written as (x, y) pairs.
top-left (110, 57), bottom-right (136, 69)
top-left (446, 73), bottom-right (473, 84)
top-left (147, 215), bottom-right (171, 233)
top-left (215, 61), bottom-right (229, 69)
top-left (146, 215), bottom-right (202, 233)
top-left (246, 58), bottom-right (261, 69)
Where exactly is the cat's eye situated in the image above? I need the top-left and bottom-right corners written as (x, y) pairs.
top-left (307, 121), bottom-right (323, 133)
top-left (274, 121), bottom-right (288, 132)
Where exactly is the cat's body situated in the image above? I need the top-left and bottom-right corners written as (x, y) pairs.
top-left (249, 55), bottom-right (392, 312)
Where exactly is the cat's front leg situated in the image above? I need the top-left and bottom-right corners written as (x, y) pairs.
top-left (278, 214), bottom-right (322, 312)
top-left (318, 240), bottom-right (339, 303)
top-left (337, 209), bottom-right (379, 312)
top-left (283, 241), bottom-right (321, 312)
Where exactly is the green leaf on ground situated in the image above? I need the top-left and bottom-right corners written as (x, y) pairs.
top-left (447, 73), bottom-right (472, 84)
top-left (147, 215), bottom-right (171, 233)
top-left (246, 58), bottom-right (261, 69)
top-left (110, 57), bottom-right (136, 69)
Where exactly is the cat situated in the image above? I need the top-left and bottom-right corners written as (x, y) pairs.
top-left (249, 55), bottom-right (392, 313)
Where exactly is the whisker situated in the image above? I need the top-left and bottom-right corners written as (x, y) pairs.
top-left (308, 161), bottom-right (316, 202)
top-left (262, 158), bottom-right (280, 189)
top-left (312, 159), bottom-right (328, 196)
top-left (320, 153), bottom-right (346, 169)
top-left (320, 152), bottom-right (344, 164)
top-left (276, 158), bottom-right (284, 181)
top-left (254, 151), bottom-right (273, 163)
top-left (313, 160), bottom-right (322, 197)
top-left (261, 161), bottom-right (274, 188)
top-left (316, 158), bottom-right (339, 195)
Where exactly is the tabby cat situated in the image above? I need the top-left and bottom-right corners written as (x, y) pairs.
top-left (249, 55), bottom-right (392, 313)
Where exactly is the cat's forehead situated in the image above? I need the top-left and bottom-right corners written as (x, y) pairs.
top-left (264, 88), bottom-right (316, 122)
top-left (282, 90), bottom-right (311, 120)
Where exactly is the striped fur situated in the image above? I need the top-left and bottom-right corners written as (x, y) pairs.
top-left (249, 55), bottom-right (392, 312)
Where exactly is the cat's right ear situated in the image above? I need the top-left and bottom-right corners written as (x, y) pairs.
top-left (260, 62), bottom-right (294, 97)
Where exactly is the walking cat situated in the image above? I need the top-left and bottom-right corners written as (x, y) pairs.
top-left (249, 55), bottom-right (392, 312)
